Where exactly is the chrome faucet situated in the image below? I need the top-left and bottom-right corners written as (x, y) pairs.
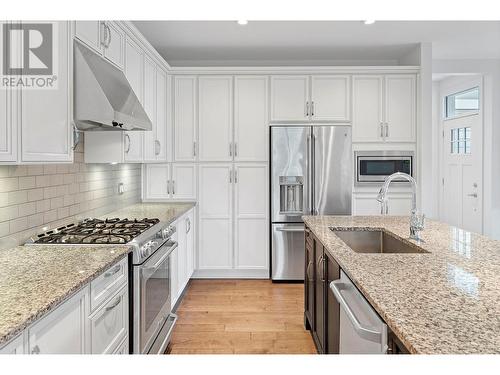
top-left (376, 172), bottom-right (425, 241)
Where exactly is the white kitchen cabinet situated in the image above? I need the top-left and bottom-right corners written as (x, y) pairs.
top-left (352, 75), bottom-right (384, 142)
top-left (0, 80), bottom-right (16, 162)
top-left (102, 21), bottom-right (125, 69)
top-left (234, 164), bottom-right (268, 270)
top-left (270, 75), bottom-right (309, 122)
top-left (170, 245), bottom-right (179, 308)
top-left (352, 75), bottom-right (416, 143)
top-left (20, 21), bottom-right (73, 163)
top-left (311, 75), bottom-right (351, 122)
top-left (143, 57), bottom-right (157, 162)
top-left (234, 76), bottom-right (269, 162)
top-left (172, 208), bottom-right (195, 303)
top-left (114, 336), bottom-right (129, 354)
top-left (124, 37), bottom-right (144, 162)
top-left (198, 76), bottom-right (233, 162)
top-left (353, 193), bottom-right (412, 215)
top-left (185, 209), bottom-right (195, 279)
top-left (176, 215), bottom-right (188, 296)
top-left (198, 164), bottom-right (233, 269)
top-left (144, 164), bottom-right (170, 199)
top-left (74, 21), bottom-right (101, 52)
top-left (28, 287), bottom-right (88, 354)
top-left (155, 69), bottom-right (168, 161)
top-left (0, 333), bottom-right (25, 354)
top-left (171, 164), bottom-right (197, 200)
top-left (89, 285), bottom-right (128, 354)
top-left (384, 75), bottom-right (416, 142)
top-left (174, 76), bottom-right (197, 162)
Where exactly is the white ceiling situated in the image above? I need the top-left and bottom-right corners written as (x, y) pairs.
top-left (133, 21), bottom-right (500, 67)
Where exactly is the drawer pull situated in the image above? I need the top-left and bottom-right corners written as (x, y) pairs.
top-left (104, 264), bottom-right (121, 278)
top-left (105, 296), bottom-right (121, 312)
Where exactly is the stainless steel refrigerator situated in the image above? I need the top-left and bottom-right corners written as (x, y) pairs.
top-left (271, 125), bottom-right (352, 281)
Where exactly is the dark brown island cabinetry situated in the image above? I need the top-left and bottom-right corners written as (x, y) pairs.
top-left (304, 224), bottom-right (409, 354)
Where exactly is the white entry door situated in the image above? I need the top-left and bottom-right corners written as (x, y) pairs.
top-left (441, 87), bottom-right (482, 233)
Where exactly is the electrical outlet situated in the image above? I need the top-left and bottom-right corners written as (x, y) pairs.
top-left (118, 182), bottom-right (125, 195)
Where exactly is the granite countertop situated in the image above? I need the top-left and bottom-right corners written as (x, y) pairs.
top-left (302, 215), bottom-right (500, 354)
top-left (102, 202), bottom-right (196, 224)
top-left (0, 202), bottom-right (196, 347)
top-left (0, 244), bottom-right (131, 346)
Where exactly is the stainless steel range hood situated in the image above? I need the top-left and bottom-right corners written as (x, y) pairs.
top-left (74, 41), bottom-right (152, 131)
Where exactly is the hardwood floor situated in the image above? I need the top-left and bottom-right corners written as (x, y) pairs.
top-left (169, 280), bottom-right (317, 354)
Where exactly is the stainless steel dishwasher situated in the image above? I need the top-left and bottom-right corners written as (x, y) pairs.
top-left (330, 271), bottom-right (388, 354)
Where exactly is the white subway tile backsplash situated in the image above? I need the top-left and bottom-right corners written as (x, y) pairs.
top-left (0, 139), bottom-right (141, 248)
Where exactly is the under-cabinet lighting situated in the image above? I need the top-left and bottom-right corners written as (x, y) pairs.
top-left (364, 20), bottom-right (376, 25)
top-left (237, 20), bottom-right (248, 25)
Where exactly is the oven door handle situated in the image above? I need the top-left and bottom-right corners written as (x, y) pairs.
top-left (143, 242), bottom-right (178, 272)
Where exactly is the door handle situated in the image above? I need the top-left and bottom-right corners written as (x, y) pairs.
top-left (380, 123), bottom-right (384, 138)
top-left (234, 142), bottom-right (238, 157)
top-left (106, 24), bottom-right (112, 48)
top-left (305, 101), bottom-right (309, 117)
top-left (311, 101), bottom-right (315, 117)
top-left (234, 169), bottom-right (238, 183)
top-left (229, 142), bottom-right (233, 157)
top-left (467, 193), bottom-right (478, 198)
top-left (172, 180), bottom-right (176, 195)
top-left (155, 140), bottom-right (161, 156)
top-left (385, 123), bottom-right (389, 138)
top-left (104, 264), bottom-right (121, 277)
top-left (193, 141), bottom-right (197, 157)
top-left (125, 134), bottom-right (131, 153)
top-left (167, 180), bottom-right (170, 195)
top-left (330, 280), bottom-right (383, 343)
top-left (316, 254), bottom-right (325, 282)
top-left (105, 296), bottom-right (121, 312)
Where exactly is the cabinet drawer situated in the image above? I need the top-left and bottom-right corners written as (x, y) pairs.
top-left (89, 285), bottom-right (128, 354)
top-left (90, 258), bottom-right (127, 312)
top-left (0, 333), bottom-right (25, 354)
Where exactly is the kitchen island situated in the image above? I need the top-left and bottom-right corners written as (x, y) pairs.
top-left (303, 215), bottom-right (500, 354)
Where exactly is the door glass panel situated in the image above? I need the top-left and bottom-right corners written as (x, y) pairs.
top-left (450, 127), bottom-right (471, 155)
top-left (445, 87), bottom-right (479, 119)
top-left (143, 253), bottom-right (170, 332)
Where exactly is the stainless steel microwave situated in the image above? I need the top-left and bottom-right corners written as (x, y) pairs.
top-left (354, 151), bottom-right (414, 184)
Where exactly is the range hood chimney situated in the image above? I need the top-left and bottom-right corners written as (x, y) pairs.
top-left (74, 41), bottom-right (152, 131)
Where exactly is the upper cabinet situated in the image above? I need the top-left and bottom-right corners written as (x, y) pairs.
top-left (74, 21), bottom-right (124, 69)
top-left (270, 75), bottom-right (351, 123)
top-left (352, 74), bottom-right (416, 143)
top-left (234, 76), bottom-right (269, 162)
top-left (143, 57), bottom-right (158, 162)
top-left (198, 76), bottom-right (233, 162)
top-left (0, 74), bottom-right (16, 162)
top-left (174, 76), bottom-right (198, 162)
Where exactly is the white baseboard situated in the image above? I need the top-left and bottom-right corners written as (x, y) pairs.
top-left (192, 268), bottom-right (269, 279)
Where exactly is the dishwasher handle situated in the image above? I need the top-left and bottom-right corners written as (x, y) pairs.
top-left (330, 280), bottom-right (384, 343)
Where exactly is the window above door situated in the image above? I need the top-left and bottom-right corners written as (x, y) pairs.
top-left (445, 87), bottom-right (479, 119)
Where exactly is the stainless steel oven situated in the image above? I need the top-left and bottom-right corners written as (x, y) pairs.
top-left (355, 151), bottom-right (414, 185)
top-left (133, 229), bottom-right (178, 354)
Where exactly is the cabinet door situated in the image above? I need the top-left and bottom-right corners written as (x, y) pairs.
top-left (326, 253), bottom-right (340, 354)
top-left (0, 333), bottom-right (24, 354)
top-left (174, 76), bottom-right (197, 162)
top-left (28, 287), bottom-right (87, 354)
top-left (352, 76), bottom-right (383, 142)
top-left (198, 164), bottom-right (233, 269)
top-left (270, 76), bottom-right (309, 122)
top-left (102, 21), bottom-right (124, 69)
top-left (304, 227), bottom-right (315, 330)
top-left (176, 214), bottom-right (188, 294)
top-left (384, 75), bottom-right (416, 142)
top-left (313, 245), bottom-right (326, 353)
top-left (170, 246), bottom-right (179, 308)
top-left (171, 164), bottom-right (197, 200)
top-left (155, 69), bottom-right (168, 161)
top-left (234, 164), bottom-right (268, 270)
top-left (144, 164), bottom-right (170, 199)
top-left (0, 75), bottom-right (16, 162)
top-left (124, 38), bottom-right (144, 162)
top-left (21, 21), bottom-right (72, 162)
top-left (186, 209), bottom-right (195, 278)
top-left (234, 76), bottom-right (268, 162)
top-left (74, 21), bottom-right (101, 52)
top-left (352, 194), bottom-right (412, 215)
top-left (311, 75), bottom-right (351, 122)
top-left (198, 76), bottom-right (233, 162)
top-left (143, 57), bottom-right (157, 162)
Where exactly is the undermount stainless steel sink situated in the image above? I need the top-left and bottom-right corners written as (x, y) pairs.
top-left (330, 228), bottom-right (429, 254)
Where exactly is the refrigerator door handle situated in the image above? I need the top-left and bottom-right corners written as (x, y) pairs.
top-left (306, 131), bottom-right (313, 215)
top-left (310, 130), bottom-right (316, 215)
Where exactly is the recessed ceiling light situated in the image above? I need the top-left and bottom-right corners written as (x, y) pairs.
top-left (364, 20), bottom-right (376, 25)
top-left (237, 20), bottom-right (248, 25)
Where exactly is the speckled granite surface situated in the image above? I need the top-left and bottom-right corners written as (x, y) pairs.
top-left (303, 215), bottom-right (500, 354)
top-left (102, 202), bottom-right (196, 224)
top-left (0, 244), bottom-right (131, 346)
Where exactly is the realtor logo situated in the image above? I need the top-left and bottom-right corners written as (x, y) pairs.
top-left (1, 22), bottom-right (58, 89)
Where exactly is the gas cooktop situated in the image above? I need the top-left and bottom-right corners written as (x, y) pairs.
top-left (29, 218), bottom-right (160, 245)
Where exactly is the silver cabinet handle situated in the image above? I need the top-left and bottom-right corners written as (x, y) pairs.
top-left (100, 21), bottom-right (107, 47)
top-left (185, 217), bottom-right (190, 234)
top-left (467, 193), bottom-right (478, 198)
top-left (330, 280), bottom-right (383, 343)
top-left (106, 24), bottom-right (112, 48)
top-left (172, 180), bottom-right (176, 195)
top-left (305, 101), bottom-right (309, 117)
top-left (105, 296), bottom-right (121, 312)
top-left (167, 180), bottom-right (170, 195)
top-left (155, 140), bottom-right (161, 156)
top-left (316, 254), bottom-right (325, 282)
top-left (234, 169), bottom-right (238, 183)
top-left (229, 142), bottom-right (233, 157)
top-left (229, 170), bottom-right (232, 183)
top-left (311, 101), bottom-right (315, 117)
top-left (234, 142), bottom-right (237, 157)
top-left (193, 141), bottom-right (197, 157)
top-left (104, 264), bottom-right (120, 277)
top-left (385, 123), bottom-right (389, 138)
top-left (306, 261), bottom-right (313, 280)
top-left (380, 123), bottom-right (384, 138)
top-left (31, 345), bottom-right (40, 354)
top-left (125, 134), bottom-right (131, 153)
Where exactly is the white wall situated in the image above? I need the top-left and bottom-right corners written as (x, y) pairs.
top-left (432, 59), bottom-right (500, 238)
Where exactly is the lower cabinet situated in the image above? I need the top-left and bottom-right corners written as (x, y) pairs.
top-left (0, 259), bottom-right (129, 355)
